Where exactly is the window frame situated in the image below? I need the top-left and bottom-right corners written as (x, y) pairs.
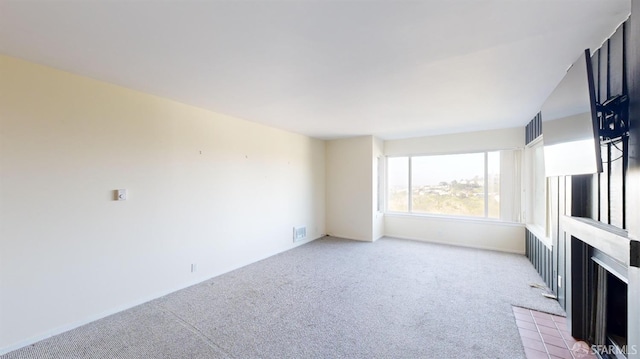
top-left (385, 150), bottom-right (501, 220)
top-left (523, 136), bottom-right (550, 241)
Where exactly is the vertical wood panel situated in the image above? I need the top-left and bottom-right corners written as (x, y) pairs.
top-left (609, 25), bottom-right (625, 96)
top-left (564, 176), bottom-right (574, 325)
top-left (558, 229), bottom-right (566, 309)
top-left (572, 175), bottom-right (593, 217)
top-left (600, 155), bottom-right (610, 223)
top-left (571, 237), bottom-right (590, 340)
top-left (591, 172), bottom-right (600, 220)
top-left (551, 177), bottom-right (560, 296)
top-left (610, 141), bottom-right (625, 227)
top-left (525, 228), bottom-right (553, 289)
top-left (605, 40), bottom-right (612, 99)
top-left (548, 247), bottom-right (553, 287)
top-left (609, 20), bottom-right (627, 230)
top-left (525, 113), bottom-right (542, 145)
top-left (593, 48), bottom-right (602, 104)
top-left (623, 136), bottom-right (629, 229)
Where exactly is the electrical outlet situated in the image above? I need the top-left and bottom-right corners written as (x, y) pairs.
top-left (191, 263), bottom-right (197, 273)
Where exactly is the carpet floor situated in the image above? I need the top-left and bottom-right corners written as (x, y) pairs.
top-left (1, 236), bottom-right (564, 359)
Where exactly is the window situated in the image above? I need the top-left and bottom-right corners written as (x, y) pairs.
top-left (386, 151), bottom-right (503, 219)
top-left (387, 157), bottom-right (409, 212)
top-left (524, 138), bottom-right (548, 235)
top-left (376, 156), bottom-right (384, 212)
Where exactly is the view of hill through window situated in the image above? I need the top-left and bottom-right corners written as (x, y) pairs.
top-left (387, 152), bottom-right (500, 218)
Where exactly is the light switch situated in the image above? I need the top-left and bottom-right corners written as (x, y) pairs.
top-left (116, 189), bottom-right (127, 201)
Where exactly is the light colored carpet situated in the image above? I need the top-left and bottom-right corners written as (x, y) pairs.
top-left (1, 236), bottom-right (564, 358)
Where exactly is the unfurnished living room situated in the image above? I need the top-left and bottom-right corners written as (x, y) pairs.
top-left (1, 1), bottom-right (640, 358)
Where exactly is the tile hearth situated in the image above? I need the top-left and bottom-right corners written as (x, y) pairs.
top-left (513, 306), bottom-right (596, 359)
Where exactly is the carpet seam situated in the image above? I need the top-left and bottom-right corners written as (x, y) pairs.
top-left (157, 303), bottom-right (237, 358)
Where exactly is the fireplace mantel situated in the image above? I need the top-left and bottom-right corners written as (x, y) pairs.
top-left (561, 215), bottom-right (630, 266)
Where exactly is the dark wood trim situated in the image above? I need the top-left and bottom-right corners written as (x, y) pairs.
top-left (525, 112), bottom-right (542, 145)
top-left (631, 240), bottom-right (640, 268)
top-left (623, 135), bottom-right (628, 229)
top-left (571, 236), bottom-right (591, 340)
top-left (525, 229), bottom-right (553, 289)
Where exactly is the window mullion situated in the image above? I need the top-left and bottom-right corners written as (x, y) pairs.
top-left (484, 152), bottom-right (489, 217)
top-left (408, 156), bottom-right (413, 213)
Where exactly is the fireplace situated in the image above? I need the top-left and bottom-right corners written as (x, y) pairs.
top-left (562, 216), bottom-right (633, 358)
top-left (607, 271), bottom-right (628, 353)
top-left (592, 251), bottom-right (629, 358)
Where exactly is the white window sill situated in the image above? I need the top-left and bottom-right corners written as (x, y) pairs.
top-left (384, 211), bottom-right (524, 227)
top-left (525, 223), bottom-right (552, 249)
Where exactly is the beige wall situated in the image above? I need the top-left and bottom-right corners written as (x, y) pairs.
top-left (325, 136), bottom-right (374, 241)
top-left (325, 136), bottom-right (385, 242)
top-left (383, 129), bottom-right (526, 253)
top-left (385, 215), bottom-right (525, 253)
top-left (372, 137), bottom-right (385, 241)
top-left (0, 55), bottom-right (326, 353)
top-left (0, 54), bottom-right (530, 354)
top-left (385, 127), bottom-right (524, 156)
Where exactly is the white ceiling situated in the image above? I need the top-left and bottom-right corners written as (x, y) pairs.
top-left (0, 0), bottom-right (630, 140)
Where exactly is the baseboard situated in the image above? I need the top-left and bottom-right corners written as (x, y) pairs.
top-left (325, 233), bottom-right (373, 242)
top-left (385, 234), bottom-right (526, 255)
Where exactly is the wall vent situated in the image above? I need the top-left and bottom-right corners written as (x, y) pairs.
top-left (293, 226), bottom-right (307, 242)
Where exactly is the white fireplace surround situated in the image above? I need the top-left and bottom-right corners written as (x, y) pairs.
top-left (562, 216), bottom-right (630, 267)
